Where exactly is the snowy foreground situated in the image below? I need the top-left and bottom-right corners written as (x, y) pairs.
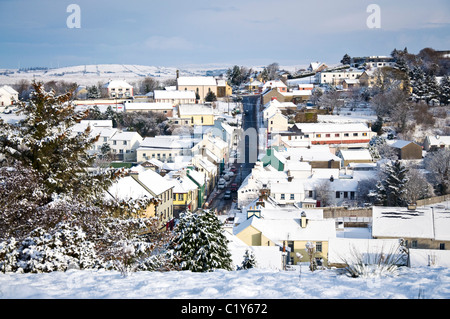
top-left (1, 266), bottom-right (450, 299)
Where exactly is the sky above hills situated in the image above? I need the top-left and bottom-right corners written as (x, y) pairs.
top-left (1, 0), bottom-right (449, 69)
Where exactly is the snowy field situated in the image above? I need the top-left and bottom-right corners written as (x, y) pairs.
top-left (1, 266), bottom-right (449, 299)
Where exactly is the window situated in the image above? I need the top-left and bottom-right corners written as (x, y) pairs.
top-left (343, 192), bottom-right (348, 198)
top-left (316, 134), bottom-right (321, 138)
top-left (362, 132), bottom-right (367, 136)
top-left (103, 137), bottom-right (107, 142)
top-left (440, 243), bottom-right (445, 250)
top-left (123, 140), bottom-right (127, 145)
top-left (335, 134), bottom-right (340, 137)
top-left (350, 192), bottom-right (355, 200)
top-left (316, 242), bottom-right (322, 253)
top-left (353, 133), bottom-right (358, 137)
top-left (326, 134), bottom-right (330, 138)
top-left (336, 191), bottom-right (340, 199)
top-left (308, 191), bottom-right (313, 197)
top-left (113, 140), bottom-right (117, 145)
top-left (412, 240), bottom-right (418, 248)
top-left (119, 149), bottom-right (123, 154)
top-left (290, 194), bottom-right (295, 200)
top-left (280, 194), bottom-right (285, 200)
top-left (178, 194), bottom-right (183, 201)
top-left (344, 133), bottom-right (349, 137)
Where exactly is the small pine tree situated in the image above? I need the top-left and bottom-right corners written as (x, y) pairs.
top-left (168, 210), bottom-right (233, 272)
top-left (376, 160), bottom-right (409, 206)
top-left (239, 249), bottom-right (257, 270)
top-left (205, 90), bottom-right (217, 102)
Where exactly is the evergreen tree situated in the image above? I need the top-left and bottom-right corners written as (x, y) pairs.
top-left (439, 74), bottom-right (450, 105)
top-left (168, 210), bottom-right (233, 272)
top-left (376, 161), bottom-right (409, 206)
top-left (204, 90), bottom-right (217, 102)
top-left (341, 53), bottom-right (352, 65)
top-left (238, 249), bottom-right (257, 270)
top-left (424, 74), bottom-right (440, 104)
top-left (410, 66), bottom-right (427, 101)
top-left (0, 81), bottom-right (114, 201)
top-left (87, 85), bottom-right (101, 99)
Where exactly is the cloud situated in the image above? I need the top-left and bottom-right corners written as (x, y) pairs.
top-left (143, 36), bottom-right (196, 51)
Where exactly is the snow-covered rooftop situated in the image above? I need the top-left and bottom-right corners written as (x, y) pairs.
top-left (177, 76), bottom-right (217, 86)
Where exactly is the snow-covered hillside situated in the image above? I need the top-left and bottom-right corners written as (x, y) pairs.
top-left (1, 266), bottom-right (449, 299)
top-left (0, 64), bottom-right (231, 86)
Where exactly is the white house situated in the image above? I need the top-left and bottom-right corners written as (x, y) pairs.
top-left (153, 90), bottom-right (196, 105)
top-left (315, 69), bottom-right (364, 85)
top-left (0, 85), bottom-right (19, 108)
top-left (103, 80), bottom-right (134, 98)
top-left (109, 131), bottom-right (143, 162)
top-left (136, 135), bottom-right (202, 163)
top-left (423, 135), bottom-right (450, 151)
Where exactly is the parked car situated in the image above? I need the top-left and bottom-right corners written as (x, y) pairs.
top-left (218, 178), bottom-right (226, 189)
top-left (230, 183), bottom-right (238, 192)
top-left (223, 190), bottom-right (232, 200)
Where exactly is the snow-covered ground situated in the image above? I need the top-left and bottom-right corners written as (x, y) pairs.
top-left (1, 266), bottom-right (449, 299)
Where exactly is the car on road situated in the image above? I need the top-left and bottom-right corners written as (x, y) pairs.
top-left (218, 178), bottom-right (226, 189)
top-left (223, 190), bottom-right (232, 200)
top-left (230, 183), bottom-right (238, 192)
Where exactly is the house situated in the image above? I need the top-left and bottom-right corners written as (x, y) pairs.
top-left (105, 166), bottom-right (175, 225)
top-left (136, 135), bottom-right (202, 163)
top-left (278, 146), bottom-right (342, 169)
top-left (372, 205), bottom-right (450, 250)
top-left (237, 161), bottom-right (288, 208)
top-left (233, 203), bottom-right (336, 267)
top-left (166, 170), bottom-right (199, 216)
top-left (307, 62), bottom-right (328, 73)
top-left (288, 122), bottom-right (376, 147)
top-left (103, 80), bottom-right (134, 98)
top-left (267, 110), bottom-right (289, 134)
top-left (105, 175), bottom-right (159, 218)
top-left (191, 154), bottom-right (218, 193)
top-left (186, 168), bottom-right (207, 208)
top-left (342, 79), bottom-right (360, 90)
top-left (261, 148), bottom-right (286, 171)
top-left (216, 79), bottom-right (232, 97)
top-left (259, 80), bottom-right (288, 93)
top-left (129, 166), bottom-right (175, 224)
top-left (244, 79), bottom-right (263, 93)
top-left (315, 69), bottom-right (364, 86)
top-left (337, 149), bottom-right (373, 167)
top-left (71, 120), bottom-right (117, 157)
top-left (261, 88), bottom-right (291, 105)
top-left (109, 131), bottom-right (143, 162)
top-left (124, 101), bottom-right (174, 116)
top-left (0, 85), bottom-right (19, 107)
top-left (176, 76), bottom-right (218, 102)
top-left (389, 140), bottom-right (422, 159)
top-left (269, 180), bottom-right (305, 205)
top-left (200, 133), bottom-right (229, 174)
top-left (153, 90), bottom-right (196, 105)
top-left (351, 56), bottom-right (395, 69)
top-left (177, 104), bottom-right (215, 126)
top-left (423, 135), bottom-right (450, 151)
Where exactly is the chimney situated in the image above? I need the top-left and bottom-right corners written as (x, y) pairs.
top-left (301, 211), bottom-right (307, 228)
top-left (176, 70), bottom-right (179, 79)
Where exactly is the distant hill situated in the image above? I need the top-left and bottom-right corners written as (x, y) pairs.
top-left (0, 64), bottom-right (231, 86)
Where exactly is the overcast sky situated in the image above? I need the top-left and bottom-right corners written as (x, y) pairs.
top-left (1, 0), bottom-right (449, 69)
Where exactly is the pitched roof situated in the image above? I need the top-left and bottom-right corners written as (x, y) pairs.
top-left (177, 76), bottom-right (217, 86)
